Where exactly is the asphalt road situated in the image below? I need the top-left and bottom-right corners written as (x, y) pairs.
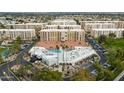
top-left (85, 36), bottom-right (107, 65)
top-left (0, 43), bottom-right (33, 81)
top-left (85, 36), bottom-right (108, 76)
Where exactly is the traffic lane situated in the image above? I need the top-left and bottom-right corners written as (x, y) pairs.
top-left (0, 70), bottom-right (9, 81)
top-left (89, 40), bottom-right (106, 52)
top-left (3, 68), bottom-right (17, 81)
top-left (0, 63), bottom-right (18, 81)
top-left (0, 59), bottom-right (30, 81)
top-left (92, 51), bottom-right (106, 63)
top-left (0, 62), bottom-right (29, 81)
top-left (96, 51), bottom-right (107, 64)
top-left (0, 67), bottom-right (15, 81)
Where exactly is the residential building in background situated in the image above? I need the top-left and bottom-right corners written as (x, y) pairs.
top-left (81, 21), bottom-right (124, 38)
top-left (0, 29), bottom-right (35, 40)
top-left (7, 23), bottom-right (46, 29)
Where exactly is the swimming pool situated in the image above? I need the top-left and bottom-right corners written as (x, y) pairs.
top-left (48, 49), bottom-right (62, 53)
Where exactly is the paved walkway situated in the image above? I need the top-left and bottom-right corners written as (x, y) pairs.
top-left (114, 70), bottom-right (124, 81)
top-left (36, 41), bottom-right (87, 48)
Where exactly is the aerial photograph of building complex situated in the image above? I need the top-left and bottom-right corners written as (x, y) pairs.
top-left (0, 12), bottom-right (124, 81)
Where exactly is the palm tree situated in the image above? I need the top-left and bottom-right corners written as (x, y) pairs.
top-left (104, 69), bottom-right (115, 81)
top-left (16, 36), bottom-right (22, 44)
top-left (73, 69), bottom-right (96, 81)
top-left (56, 45), bottom-right (59, 66)
top-left (65, 45), bottom-right (68, 63)
top-left (109, 33), bottom-right (116, 38)
top-left (98, 35), bottom-right (107, 44)
top-left (35, 27), bottom-right (41, 42)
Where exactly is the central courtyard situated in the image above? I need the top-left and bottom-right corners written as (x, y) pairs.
top-left (36, 41), bottom-right (87, 49)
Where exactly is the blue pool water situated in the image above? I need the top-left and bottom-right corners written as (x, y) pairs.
top-left (48, 49), bottom-right (62, 53)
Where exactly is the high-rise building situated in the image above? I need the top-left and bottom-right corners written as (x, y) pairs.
top-left (81, 21), bottom-right (124, 38)
top-left (40, 19), bottom-right (85, 42)
top-left (0, 29), bottom-right (35, 40)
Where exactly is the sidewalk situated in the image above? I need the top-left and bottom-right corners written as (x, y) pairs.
top-left (114, 70), bottom-right (124, 81)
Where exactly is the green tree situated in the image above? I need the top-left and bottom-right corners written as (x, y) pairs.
top-left (104, 69), bottom-right (115, 81)
top-left (15, 65), bottom-right (33, 79)
top-left (93, 61), bottom-right (102, 72)
top-left (15, 66), bottom-right (26, 78)
top-left (86, 31), bottom-right (91, 37)
top-left (0, 23), bottom-right (6, 29)
top-left (74, 19), bottom-right (80, 25)
top-left (35, 27), bottom-right (41, 41)
top-left (56, 45), bottom-right (59, 50)
top-left (107, 49), bottom-right (117, 70)
top-left (14, 36), bottom-right (22, 66)
top-left (32, 70), bottom-right (63, 81)
top-left (93, 61), bottom-right (105, 80)
top-left (107, 48), bottom-right (124, 71)
top-left (16, 36), bottom-right (22, 44)
top-left (109, 33), bottom-right (116, 38)
top-left (0, 55), bottom-right (4, 64)
top-left (73, 69), bottom-right (96, 81)
top-left (116, 61), bottom-right (124, 72)
top-left (96, 69), bottom-right (105, 80)
top-left (98, 35), bottom-right (107, 44)
top-left (116, 48), bottom-right (124, 60)
top-left (65, 45), bottom-right (69, 50)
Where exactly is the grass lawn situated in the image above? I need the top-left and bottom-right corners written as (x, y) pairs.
top-left (0, 47), bottom-right (9, 58)
top-left (0, 47), bottom-right (6, 53)
top-left (103, 38), bottom-right (124, 50)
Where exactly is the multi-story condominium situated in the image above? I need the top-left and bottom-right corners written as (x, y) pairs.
top-left (91, 29), bottom-right (124, 38)
top-left (82, 21), bottom-right (124, 30)
top-left (7, 23), bottom-right (46, 29)
top-left (40, 19), bottom-right (85, 41)
top-left (81, 21), bottom-right (124, 38)
top-left (0, 29), bottom-right (35, 40)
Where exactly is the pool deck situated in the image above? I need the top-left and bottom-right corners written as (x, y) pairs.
top-left (36, 41), bottom-right (87, 49)
top-left (29, 46), bottom-right (96, 66)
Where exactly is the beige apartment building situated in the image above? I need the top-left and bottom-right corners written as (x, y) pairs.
top-left (0, 29), bottom-right (35, 40)
top-left (91, 29), bottom-right (124, 38)
top-left (40, 19), bottom-right (85, 42)
top-left (81, 21), bottom-right (124, 38)
top-left (7, 23), bottom-right (46, 29)
top-left (5, 20), bottom-right (124, 41)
